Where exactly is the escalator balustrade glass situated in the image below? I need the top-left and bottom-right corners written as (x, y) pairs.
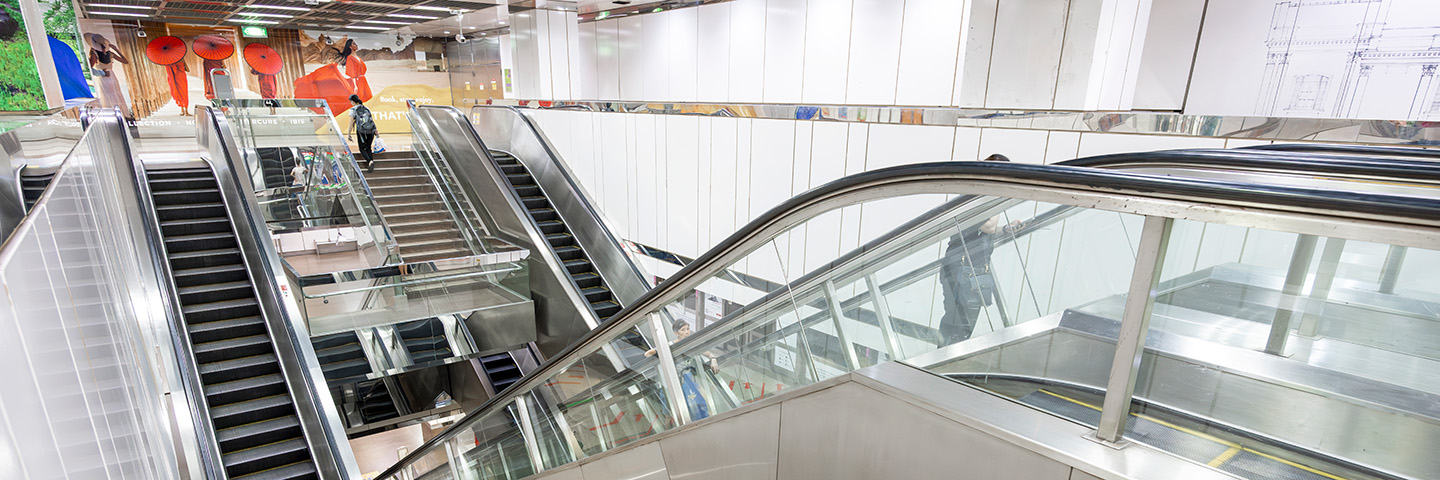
top-left (380, 162), bottom-right (1440, 480)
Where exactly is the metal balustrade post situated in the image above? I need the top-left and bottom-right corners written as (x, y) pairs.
top-left (648, 314), bottom-right (694, 425)
top-left (864, 274), bottom-right (906, 360)
top-left (1265, 234), bottom-right (1319, 356)
top-left (1096, 216), bottom-right (1173, 444)
top-left (823, 281), bottom-right (864, 370)
top-left (514, 396), bottom-right (547, 474)
top-left (1379, 245), bottom-right (1408, 294)
top-left (1299, 238), bottom-right (1345, 337)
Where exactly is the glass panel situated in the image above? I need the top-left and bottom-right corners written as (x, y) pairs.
top-left (1134, 221), bottom-right (1440, 479)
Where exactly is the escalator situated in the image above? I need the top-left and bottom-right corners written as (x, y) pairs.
top-left (378, 151), bottom-right (1440, 480)
top-left (492, 150), bottom-right (623, 321)
top-left (19, 167), bottom-right (55, 212)
top-left (146, 165), bottom-right (320, 480)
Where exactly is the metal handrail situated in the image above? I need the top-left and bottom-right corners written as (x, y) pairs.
top-left (1063, 148), bottom-right (1440, 185)
top-left (377, 158), bottom-right (1440, 480)
top-left (405, 102), bottom-right (488, 254)
top-left (1245, 143), bottom-right (1440, 159)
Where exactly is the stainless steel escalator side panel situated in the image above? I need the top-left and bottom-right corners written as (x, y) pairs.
top-left (470, 105), bottom-right (653, 306)
top-left (198, 106), bottom-right (362, 479)
top-left (0, 162), bottom-right (26, 243)
top-left (107, 110), bottom-right (226, 480)
top-left (412, 106), bottom-right (601, 337)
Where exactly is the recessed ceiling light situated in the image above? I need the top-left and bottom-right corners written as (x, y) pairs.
top-left (517, 13), bottom-right (529, 17)
top-left (88, 4), bottom-right (151, 9)
top-left (443, 30), bottom-right (450, 34)
top-left (242, 12), bottom-right (293, 18)
top-left (363, 19), bottom-right (410, 25)
top-left (389, 13), bottom-right (437, 19)
top-left (229, 18), bottom-right (280, 24)
top-left (466, 26), bottom-right (475, 29)
top-left (412, 6), bottom-right (453, 11)
top-left (245, 4), bottom-right (309, 11)
top-left (498, 21), bottom-right (506, 24)
top-left (348, 25), bottom-right (388, 30)
top-left (91, 10), bottom-right (147, 16)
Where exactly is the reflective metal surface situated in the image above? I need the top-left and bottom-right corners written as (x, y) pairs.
top-left (491, 100), bottom-right (1440, 145)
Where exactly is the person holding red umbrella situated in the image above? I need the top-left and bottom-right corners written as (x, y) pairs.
top-left (145, 35), bottom-right (190, 116)
top-left (243, 43), bottom-right (283, 100)
top-left (194, 35), bottom-right (235, 100)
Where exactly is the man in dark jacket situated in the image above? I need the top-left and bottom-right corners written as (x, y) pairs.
top-left (937, 154), bottom-right (1022, 345)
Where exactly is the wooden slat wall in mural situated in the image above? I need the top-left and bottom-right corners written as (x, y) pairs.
top-left (242, 28), bottom-right (305, 99)
top-left (113, 23), bottom-right (302, 117)
top-left (116, 21), bottom-right (173, 119)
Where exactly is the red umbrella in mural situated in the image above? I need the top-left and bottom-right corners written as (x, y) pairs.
top-left (243, 43), bottom-right (283, 99)
top-left (145, 36), bottom-right (191, 116)
top-left (194, 35), bottom-right (234, 99)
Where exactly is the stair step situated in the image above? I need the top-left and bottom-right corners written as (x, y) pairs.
top-left (205, 373), bottom-right (287, 407)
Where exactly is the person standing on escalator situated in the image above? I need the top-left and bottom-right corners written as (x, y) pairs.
top-left (937, 154), bottom-right (1023, 345)
top-left (348, 94), bottom-right (377, 172)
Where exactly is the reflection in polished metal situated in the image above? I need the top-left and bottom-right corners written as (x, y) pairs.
top-left (492, 99), bottom-right (1440, 146)
top-left (1097, 216), bottom-right (1173, 443)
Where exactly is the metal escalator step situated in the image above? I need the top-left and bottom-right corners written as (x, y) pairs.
top-left (505, 173), bottom-right (534, 185)
top-left (144, 167), bottom-right (213, 180)
top-left (199, 353), bottom-right (281, 384)
top-left (553, 245), bottom-right (583, 261)
top-left (160, 217), bottom-right (233, 236)
top-left (172, 264), bottom-right (249, 288)
top-left (528, 207), bottom-right (558, 222)
top-left (484, 362), bottom-right (519, 376)
top-left (571, 272), bottom-right (602, 288)
top-left (168, 247), bottom-right (243, 270)
top-left (147, 177), bottom-right (217, 191)
top-left (563, 258), bottom-right (593, 274)
top-left (223, 438), bottom-right (311, 478)
top-left (178, 280), bottom-right (254, 305)
top-left (536, 219), bottom-right (566, 234)
top-left (165, 232), bottom-right (239, 252)
top-left (230, 459), bottom-right (318, 480)
top-left (216, 415), bottom-right (303, 453)
top-left (591, 300), bottom-right (622, 318)
top-left (206, 373), bottom-right (288, 407)
top-left (546, 232), bottom-right (574, 247)
top-left (210, 394), bottom-right (296, 430)
top-left (193, 334), bottom-right (272, 364)
top-left (155, 202), bottom-right (228, 221)
top-left (320, 357), bottom-right (372, 379)
top-left (500, 164), bottom-right (526, 175)
top-left (151, 189), bottom-right (223, 206)
top-left (581, 286), bottom-right (612, 302)
top-left (182, 298), bottom-right (261, 323)
top-left (189, 316), bottom-right (267, 343)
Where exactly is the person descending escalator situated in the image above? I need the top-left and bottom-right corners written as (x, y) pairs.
top-left (348, 94), bottom-right (377, 172)
top-left (938, 154), bottom-right (1024, 345)
top-left (645, 319), bottom-right (716, 421)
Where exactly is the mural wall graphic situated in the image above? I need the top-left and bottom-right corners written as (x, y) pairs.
top-left (76, 20), bottom-right (451, 135)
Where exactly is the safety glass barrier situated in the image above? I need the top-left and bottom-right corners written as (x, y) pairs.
top-left (0, 109), bottom-right (187, 478)
top-left (404, 104), bottom-right (493, 254)
top-left (379, 162), bottom-right (1440, 480)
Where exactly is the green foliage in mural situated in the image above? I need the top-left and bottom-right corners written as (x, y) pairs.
top-left (0, 0), bottom-right (49, 110)
top-left (41, 0), bottom-right (85, 77)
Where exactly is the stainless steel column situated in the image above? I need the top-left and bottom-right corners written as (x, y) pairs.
top-left (1097, 216), bottom-right (1173, 443)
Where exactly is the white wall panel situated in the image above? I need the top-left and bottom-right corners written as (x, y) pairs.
top-left (957, 0), bottom-right (997, 107)
top-left (730, 0), bottom-right (768, 102)
top-left (985, 0), bottom-right (1069, 109)
top-left (545, 11), bottom-right (571, 99)
top-left (749, 119), bottom-right (796, 219)
top-left (622, 115), bottom-right (640, 238)
top-left (735, 119), bottom-right (755, 234)
top-left (577, 21), bottom-right (599, 99)
top-left (788, 122), bottom-right (814, 272)
top-left (1132, 0), bottom-right (1205, 110)
top-left (599, 113), bottom-right (628, 238)
top-left (1044, 131), bottom-right (1082, 164)
top-left (618, 16), bottom-right (645, 101)
top-left (566, 113), bottom-right (598, 199)
top-left (667, 116), bottom-right (701, 257)
top-left (895, 0), bottom-right (966, 106)
top-left (978, 128), bottom-right (1050, 164)
top-left (669, 8), bottom-right (700, 102)
top-left (594, 20), bottom-right (620, 99)
top-left (511, 16), bottom-right (540, 98)
top-left (709, 118), bottom-right (740, 247)
top-left (763, 0), bottom-right (808, 103)
top-left (1075, 132), bottom-right (1225, 158)
top-left (1054, 0), bottom-right (1103, 110)
top-left (953, 126), bottom-right (983, 160)
top-left (809, 122), bottom-right (850, 187)
top-left (844, 123), bottom-right (869, 176)
top-left (697, 3), bottom-right (733, 103)
top-left (643, 12), bottom-right (673, 101)
top-left (696, 116), bottom-right (715, 250)
top-left (866, 124), bottom-right (956, 168)
top-left (499, 34), bottom-right (515, 98)
top-left (654, 118), bottom-right (670, 249)
top-left (800, 0), bottom-right (853, 104)
top-left (566, 12), bottom-right (584, 100)
top-left (846, 0), bottom-right (905, 105)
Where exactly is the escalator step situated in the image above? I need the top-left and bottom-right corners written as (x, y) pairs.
top-left (178, 280), bottom-right (254, 305)
top-left (231, 459), bottom-right (318, 480)
top-left (151, 189), bottom-right (223, 206)
top-left (216, 415), bottom-right (303, 453)
top-left (581, 286), bottom-right (612, 303)
top-left (563, 258), bottom-right (594, 275)
top-left (199, 353), bottom-right (282, 384)
top-left (168, 248), bottom-right (243, 270)
top-left (188, 316), bottom-right (267, 343)
top-left (145, 167), bottom-right (213, 180)
top-left (591, 300), bottom-right (622, 319)
top-left (571, 272), bottom-right (602, 289)
top-left (505, 173), bottom-right (534, 185)
top-left (206, 373), bottom-right (288, 407)
top-left (165, 231), bottom-right (239, 252)
top-left (553, 245), bottom-right (583, 261)
top-left (160, 217), bottom-right (234, 236)
top-left (172, 264), bottom-right (249, 288)
top-left (223, 438), bottom-right (311, 478)
top-left (536, 219), bottom-right (566, 235)
top-left (484, 362), bottom-right (519, 376)
top-left (210, 394), bottom-right (296, 430)
top-left (528, 207), bottom-right (558, 222)
top-left (546, 233), bottom-right (574, 248)
top-left (319, 357), bottom-right (373, 380)
top-left (182, 298), bottom-right (262, 323)
top-left (155, 202), bottom-right (228, 221)
top-left (521, 196), bottom-right (549, 209)
top-left (500, 164), bottom-right (526, 175)
top-left (148, 177), bottom-right (218, 191)
top-left (193, 334), bottom-right (273, 364)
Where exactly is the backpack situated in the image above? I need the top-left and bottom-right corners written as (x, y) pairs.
top-left (354, 105), bottom-right (377, 134)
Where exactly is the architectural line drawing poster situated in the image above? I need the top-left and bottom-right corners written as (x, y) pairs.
top-left (1186, 0), bottom-right (1440, 121)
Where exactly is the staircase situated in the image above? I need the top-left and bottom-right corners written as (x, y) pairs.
top-left (364, 152), bottom-right (472, 262)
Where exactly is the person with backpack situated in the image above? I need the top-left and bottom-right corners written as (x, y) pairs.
top-left (348, 94), bottom-right (377, 172)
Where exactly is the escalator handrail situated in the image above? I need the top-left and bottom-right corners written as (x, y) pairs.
top-left (198, 106), bottom-right (360, 479)
top-left (377, 159), bottom-right (1440, 480)
top-left (1245, 143), bottom-right (1440, 160)
top-left (468, 104), bottom-right (655, 299)
top-left (1062, 148), bottom-right (1440, 185)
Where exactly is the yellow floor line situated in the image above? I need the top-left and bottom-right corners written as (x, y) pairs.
top-left (1033, 389), bottom-right (1348, 480)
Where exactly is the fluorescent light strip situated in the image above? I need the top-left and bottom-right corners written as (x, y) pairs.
top-left (88, 4), bottom-right (151, 9)
top-left (245, 4), bottom-right (309, 11)
top-left (362, 19), bottom-right (410, 25)
top-left (411, 6), bottom-right (457, 11)
top-left (91, 10), bottom-right (147, 16)
top-left (229, 18), bottom-right (279, 24)
top-left (347, 25), bottom-right (389, 30)
top-left (242, 12), bottom-right (293, 17)
top-left (388, 13), bottom-right (436, 19)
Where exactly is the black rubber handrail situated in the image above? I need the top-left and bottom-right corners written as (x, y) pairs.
top-left (1062, 148), bottom-right (1440, 184)
top-left (1245, 143), bottom-right (1440, 160)
top-left (377, 158), bottom-right (1440, 480)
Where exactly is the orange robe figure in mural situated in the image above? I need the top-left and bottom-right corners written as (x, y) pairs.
top-left (294, 52), bottom-right (372, 117)
top-left (166, 63), bottom-right (189, 112)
